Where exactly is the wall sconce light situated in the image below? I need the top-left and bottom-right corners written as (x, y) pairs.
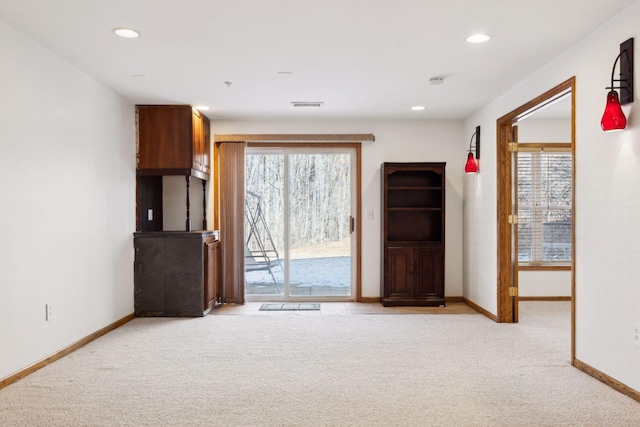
top-left (465, 126), bottom-right (480, 174)
top-left (601, 38), bottom-right (634, 131)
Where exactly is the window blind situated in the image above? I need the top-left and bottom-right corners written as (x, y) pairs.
top-left (517, 149), bottom-right (572, 264)
top-left (218, 141), bottom-right (247, 303)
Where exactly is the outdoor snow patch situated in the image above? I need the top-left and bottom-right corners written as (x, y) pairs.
top-left (259, 303), bottom-right (320, 311)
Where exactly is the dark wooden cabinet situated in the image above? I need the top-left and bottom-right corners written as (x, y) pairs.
top-left (136, 105), bottom-right (210, 179)
top-left (135, 105), bottom-right (211, 232)
top-left (381, 162), bottom-right (445, 306)
top-left (134, 106), bottom-right (219, 314)
top-left (134, 231), bottom-right (221, 317)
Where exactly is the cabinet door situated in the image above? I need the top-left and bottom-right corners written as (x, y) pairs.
top-left (134, 238), bottom-right (165, 314)
top-left (204, 239), bottom-right (221, 307)
top-left (385, 247), bottom-right (414, 298)
top-left (414, 247), bottom-right (443, 299)
top-left (202, 116), bottom-right (211, 174)
top-left (192, 109), bottom-right (204, 172)
top-left (191, 109), bottom-right (211, 175)
top-left (137, 105), bottom-right (193, 170)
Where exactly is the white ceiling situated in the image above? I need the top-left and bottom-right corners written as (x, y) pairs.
top-left (0, 0), bottom-right (635, 120)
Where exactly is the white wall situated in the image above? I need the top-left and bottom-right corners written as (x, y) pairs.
top-left (211, 120), bottom-right (464, 298)
top-left (0, 19), bottom-right (135, 380)
top-left (163, 176), bottom-right (206, 231)
top-left (464, 0), bottom-right (640, 391)
top-left (519, 271), bottom-right (572, 297)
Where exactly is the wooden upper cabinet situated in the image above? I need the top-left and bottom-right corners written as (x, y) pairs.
top-left (136, 105), bottom-right (211, 180)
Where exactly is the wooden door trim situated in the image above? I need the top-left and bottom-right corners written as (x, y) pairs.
top-left (496, 121), bottom-right (515, 322)
top-left (496, 77), bottom-right (575, 327)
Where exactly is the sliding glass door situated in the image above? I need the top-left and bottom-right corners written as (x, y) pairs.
top-left (245, 147), bottom-right (355, 300)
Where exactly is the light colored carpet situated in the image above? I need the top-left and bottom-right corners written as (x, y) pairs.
top-left (1, 302), bottom-right (640, 426)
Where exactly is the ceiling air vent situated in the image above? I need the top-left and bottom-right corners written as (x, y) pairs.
top-left (291, 102), bottom-right (324, 108)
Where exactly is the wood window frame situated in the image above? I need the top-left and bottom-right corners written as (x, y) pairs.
top-left (516, 143), bottom-right (572, 269)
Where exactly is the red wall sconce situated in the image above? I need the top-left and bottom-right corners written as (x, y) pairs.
top-left (465, 126), bottom-right (480, 174)
top-left (601, 38), bottom-right (634, 131)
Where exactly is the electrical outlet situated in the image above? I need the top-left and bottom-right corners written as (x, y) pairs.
top-left (367, 209), bottom-right (374, 220)
top-left (45, 304), bottom-right (52, 321)
top-left (634, 322), bottom-right (640, 348)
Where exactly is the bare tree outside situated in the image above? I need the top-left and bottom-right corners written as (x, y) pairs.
top-left (517, 151), bottom-right (572, 263)
top-left (245, 153), bottom-right (351, 259)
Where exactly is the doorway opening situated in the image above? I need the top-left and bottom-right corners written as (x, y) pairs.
top-left (244, 145), bottom-right (358, 301)
top-left (496, 77), bottom-right (576, 359)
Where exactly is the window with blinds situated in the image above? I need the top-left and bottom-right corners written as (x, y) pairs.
top-left (517, 148), bottom-right (572, 264)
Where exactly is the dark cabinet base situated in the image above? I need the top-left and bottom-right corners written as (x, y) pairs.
top-left (381, 246), bottom-right (445, 307)
top-left (134, 231), bottom-right (220, 317)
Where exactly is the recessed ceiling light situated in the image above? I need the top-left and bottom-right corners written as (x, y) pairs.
top-left (131, 74), bottom-right (148, 79)
top-left (194, 105), bottom-right (210, 111)
top-left (411, 106), bottom-right (426, 111)
top-left (466, 33), bottom-right (490, 43)
top-left (113, 28), bottom-right (140, 38)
